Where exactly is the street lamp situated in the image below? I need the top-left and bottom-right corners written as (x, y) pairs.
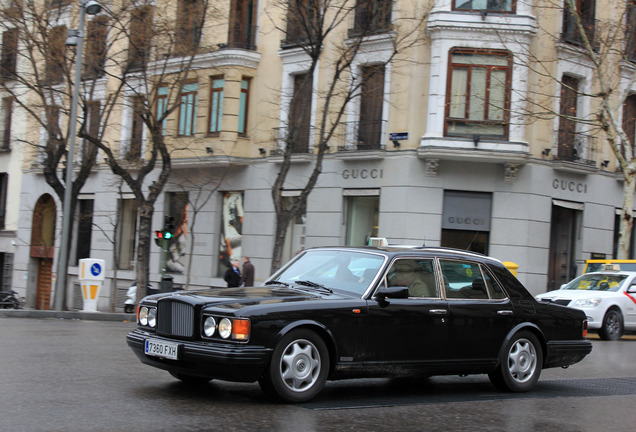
top-left (54, 0), bottom-right (102, 311)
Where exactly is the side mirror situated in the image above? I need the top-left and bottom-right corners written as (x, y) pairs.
top-left (376, 286), bottom-right (409, 301)
top-left (628, 285), bottom-right (636, 294)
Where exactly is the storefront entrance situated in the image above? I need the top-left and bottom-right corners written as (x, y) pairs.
top-left (547, 201), bottom-right (582, 291)
top-left (30, 194), bottom-right (56, 310)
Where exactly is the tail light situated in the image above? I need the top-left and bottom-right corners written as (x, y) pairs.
top-left (582, 320), bottom-right (588, 338)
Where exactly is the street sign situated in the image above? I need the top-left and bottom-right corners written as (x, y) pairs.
top-left (389, 132), bottom-right (408, 141)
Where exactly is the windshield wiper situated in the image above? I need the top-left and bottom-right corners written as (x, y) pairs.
top-left (294, 280), bottom-right (333, 294)
top-left (264, 280), bottom-right (290, 287)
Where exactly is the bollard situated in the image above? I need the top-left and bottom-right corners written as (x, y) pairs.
top-left (78, 258), bottom-right (106, 312)
top-left (502, 261), bottom-right (519, 277)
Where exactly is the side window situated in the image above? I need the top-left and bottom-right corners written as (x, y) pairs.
top-left (483, 268), bottom-right (507, 299)
top-left (386, 259), bottom-right (438, 298)
top-left (440, 260), bottom-right (489, 300)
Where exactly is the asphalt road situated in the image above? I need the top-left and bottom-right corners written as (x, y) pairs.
top-left (1, 317), bottom-right (635, 432)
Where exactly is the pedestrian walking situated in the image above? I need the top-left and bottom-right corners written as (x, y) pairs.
top-left (241, 256), bottom-right (255, 287)
top-left (224, 260), bottom-right (241, 287)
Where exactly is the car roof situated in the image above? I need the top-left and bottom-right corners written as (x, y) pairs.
top-left (308, 246), bottom-right (503, 265)
top-left (580, 270), bottom-right (636, 277)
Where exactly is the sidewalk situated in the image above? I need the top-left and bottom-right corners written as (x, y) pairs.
top-left (0, 308), bottom-right (136, 322)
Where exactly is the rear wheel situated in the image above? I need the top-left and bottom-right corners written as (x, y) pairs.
top-left (260, 329), bottom-right (329, 403)
top-left (598, 309), bottom-right (623, 341)
top-left (489, 331), bottom-right (542, 392)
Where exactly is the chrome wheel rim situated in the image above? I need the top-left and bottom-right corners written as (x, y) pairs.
top-left (507, 338), bottom-right (537, 383)
top-left (605, 313), bottom-right (620, 336)
top-left (279, 338), bottom-right (321, 392)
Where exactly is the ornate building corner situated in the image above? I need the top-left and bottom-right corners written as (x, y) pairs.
top-left (504, 163), bottom-right (521, 183)
top-left (426, 159), bottom-right (439, 177)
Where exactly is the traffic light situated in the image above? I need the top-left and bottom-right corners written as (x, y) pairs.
top-left (164, 216), bottom-right (175, 239)
top-left (154, 230), bottom-right (164, 246)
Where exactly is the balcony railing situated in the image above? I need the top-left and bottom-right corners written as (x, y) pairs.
top-left (272, 127), bottom-right (313, 154)
top-left (555, 132), bottom-right (597, 166)
top-left (227, 24), bottom-right (258, 51)
top-left (347, 1), bottom-right (393, 38)
top-left (272, 120), bottom-right (387, 154)
top-left (335, 120), bottom-right (387, 151)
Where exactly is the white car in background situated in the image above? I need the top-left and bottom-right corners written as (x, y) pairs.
top-left (536, 271), bottom-right (636, 341)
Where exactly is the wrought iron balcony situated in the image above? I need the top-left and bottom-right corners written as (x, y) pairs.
top-left (347, 1), bottom-right (393, 38)
top-left (227, 24), bottom-right (258, 51)
top-left (339, 119), bottom-right (387, 151)
top-left (555, 132), bottom-right (597, 166)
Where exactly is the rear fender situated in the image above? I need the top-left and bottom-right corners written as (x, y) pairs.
top-left (494, 323), bottom-right (546, 369)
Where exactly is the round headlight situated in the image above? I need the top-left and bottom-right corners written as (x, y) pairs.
top-left (139, 307), bottom-right (149, 326)
top-left (203, 316), bottom-right (217, 337)
top-left (148, 307), bottom-right (157, 328)
top-left (218, 318), bottom-right (232, 339)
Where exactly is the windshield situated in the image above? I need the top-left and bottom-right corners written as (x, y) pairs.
top-left (562, 274), bottom-right (627, 292)
top-left (270, 249), bottom-right (386, 296)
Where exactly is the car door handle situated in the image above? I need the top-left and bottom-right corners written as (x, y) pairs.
top-left (497, 310), bottom-right (514, 316)
top-left (429, 309), bottom-right (448, 315)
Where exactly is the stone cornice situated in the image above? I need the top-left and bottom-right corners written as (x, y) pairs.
top-left (426, 11), bottom-right (537, 39)
top-left (148, 49), bottom-right (261, 75)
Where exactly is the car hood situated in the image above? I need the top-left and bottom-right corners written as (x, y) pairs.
top-left (537, 289), bottom-right (622, 300)
top-left (147, 285), bottom-right (350, 310)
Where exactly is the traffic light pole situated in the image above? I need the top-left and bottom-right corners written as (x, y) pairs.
top-left (160, 238), bottom-right (167, 277)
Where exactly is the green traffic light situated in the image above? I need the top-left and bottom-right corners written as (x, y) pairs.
top-left (164, 231), bottom-right (173, 239)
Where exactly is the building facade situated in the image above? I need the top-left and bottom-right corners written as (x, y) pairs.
top-left (3, 0), bottom-right (636, 310)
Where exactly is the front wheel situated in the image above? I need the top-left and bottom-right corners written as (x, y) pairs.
top-left (489, 331), bottom-right (542, 392)
top-left (598, 309), bottom-right (623, 341)
top-left (260, 329), bottom-right (329, 403)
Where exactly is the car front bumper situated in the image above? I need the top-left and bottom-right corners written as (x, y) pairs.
top-left (126, 329), bottom-right (272, 382)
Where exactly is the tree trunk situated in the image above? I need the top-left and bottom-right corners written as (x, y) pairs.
top-left (135, 202), bottom-right (154, 302)
top-left (618, 170), bottom-right (636, 258)
top-left (270, 210), bottom-right (293, 273)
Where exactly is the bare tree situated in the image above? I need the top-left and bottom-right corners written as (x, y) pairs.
top-left (266, 0), bottom-right (428, 271)
top-left (503, 1), bottom-right (636, 258)
top-left (1, 1), bottom-right (216, 304)
top-left (1, 1), bottom-right (102, 307)
top-left (82, 0), bottom-right (215, 302)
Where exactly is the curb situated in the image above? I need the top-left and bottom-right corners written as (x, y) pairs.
top-left (0, 309), bottom-right (136, 322)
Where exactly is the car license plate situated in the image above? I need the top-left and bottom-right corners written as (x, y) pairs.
top-left (144, 338), bottom-right (180, 360)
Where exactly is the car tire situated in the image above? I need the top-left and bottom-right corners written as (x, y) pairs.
top-left (598, 309), bottom-right (623, 341)
top-left (260, 329), bottom-right (329, 403)
top-left (169, 371), bottom-right (213, 385)
top-left (489, 331), bottom-right (542, 392)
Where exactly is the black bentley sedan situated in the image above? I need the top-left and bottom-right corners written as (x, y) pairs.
top-left (126, 247), bottom-right (592, 403)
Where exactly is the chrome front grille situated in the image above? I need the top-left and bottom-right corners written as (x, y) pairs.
top-left (157, 300), bottom-right (194, 338)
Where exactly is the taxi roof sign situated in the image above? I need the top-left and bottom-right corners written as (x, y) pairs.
top-left (368, 237), bottom-right (388, 247)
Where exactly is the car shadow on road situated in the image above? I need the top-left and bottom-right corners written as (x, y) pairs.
top-left (300, 376), bottom-right (636, 410)
top-left (133, 375), bottom-right (636, 410)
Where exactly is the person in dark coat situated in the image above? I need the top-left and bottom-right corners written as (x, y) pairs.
top-left (241, 256), bottom-right (255, 287)
top-left (224, 260), bottom-right (241, 287)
